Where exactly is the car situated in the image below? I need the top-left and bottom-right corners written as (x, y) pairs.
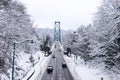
top-left (47, 66), bottom-right (53, 73)
top-left (62, 61), bottom-right (67, 68)
top-left (44, 53), bottom-right (49, 57)
top-left (52, 55), bottom-right (55, 58)
top-left (49, 51), bottom-right (52, 55)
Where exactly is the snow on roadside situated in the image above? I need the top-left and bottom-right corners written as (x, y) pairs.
top-left (32, 51), bottom-right (52, 80)
top-left (75, 64), bottom-right (109, 80)
top-left (8, 51), bottom-right (32, 80)
top-left (17, 51), bottom-right (31, 72)
top-left (22, 51), bottom-right (52, 80)
top-left (64, 55), bottom-right (110, 80)
top-left (16, 51), bottom-right (42, 80)
top-left (63, 55), bottom-right (78, 80)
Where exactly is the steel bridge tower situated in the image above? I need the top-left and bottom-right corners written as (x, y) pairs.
top-left (54, 21), bottom-right (61, 43)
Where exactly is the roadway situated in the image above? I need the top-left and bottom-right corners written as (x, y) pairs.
top-left (41, 47), bottom-right (74, 80)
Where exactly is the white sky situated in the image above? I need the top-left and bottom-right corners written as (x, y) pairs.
top-left (18, 0), bottom-right (101, 30)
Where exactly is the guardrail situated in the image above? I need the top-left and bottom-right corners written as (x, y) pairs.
top-left (27, 70), bottom-right (35, 80)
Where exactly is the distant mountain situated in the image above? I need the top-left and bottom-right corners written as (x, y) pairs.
top-left (35, 28), bottom-right (54, 38)
top-left (35, 28), bottom-right (73, 40)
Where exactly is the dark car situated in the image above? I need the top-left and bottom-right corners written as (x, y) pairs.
top-left (52, 55), bottom-right (55, 58)
top-left (47, 66), bottom-right (53, 73)
top-left (62, 61), bottom-right (67, 68)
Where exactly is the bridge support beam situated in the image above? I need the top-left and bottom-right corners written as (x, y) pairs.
top-left (54, 21), bottom-right (61, 43)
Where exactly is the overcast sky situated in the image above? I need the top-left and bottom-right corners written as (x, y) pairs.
top-left (18, 0), bottom-right (101, 30)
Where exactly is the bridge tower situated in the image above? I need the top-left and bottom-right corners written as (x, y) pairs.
top-left (54, 21), bottom-right (61, 43)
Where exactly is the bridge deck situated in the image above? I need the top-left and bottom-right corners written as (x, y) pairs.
top-left (41, 49), bottom-right (74, 80)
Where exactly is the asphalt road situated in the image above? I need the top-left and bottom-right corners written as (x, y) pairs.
top-left (41, 49), bottom-right (74, 80)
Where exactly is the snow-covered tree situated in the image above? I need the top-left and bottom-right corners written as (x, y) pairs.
top-left (0, 0), bottom-right (39, 79)
top-left (93, 0), bottom-right (120, 76)
top-left (40, 34), bottom-right (53, 51)
top-left (63, 25), bottom-right (93, 63)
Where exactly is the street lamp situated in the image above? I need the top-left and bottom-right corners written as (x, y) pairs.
top-left (12, 39), bottom-right (34, 80)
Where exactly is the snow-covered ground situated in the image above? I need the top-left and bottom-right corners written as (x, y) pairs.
top-left (63, 54), bottom-right (110, 80)
top-left (22, 51), bottom-right (52, 80)
top-left (7, 50), bottom-right (51, 80)
top-left (8, 51), bottom-right (35, 80)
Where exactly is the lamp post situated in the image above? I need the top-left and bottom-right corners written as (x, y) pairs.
top-left (12, 39), bottom-right (33, 80)
top-left (12, 42), bottom-right (16, 80)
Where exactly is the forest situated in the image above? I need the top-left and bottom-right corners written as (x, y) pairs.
top-left (63, 0), bottom-right (120, 79)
